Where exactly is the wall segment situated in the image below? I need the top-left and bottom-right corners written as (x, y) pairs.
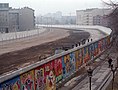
top-left (0, 26), bottom-right (112, 90)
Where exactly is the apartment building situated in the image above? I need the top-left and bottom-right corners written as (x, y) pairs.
top-left (76, 8), bottom-right (111, 26)
top-left (0, 3), bottom-right (9, 33)
top-left (19, 7), bottom-right (35, 31)
top-left (0, 3), bottom-right (35, 33)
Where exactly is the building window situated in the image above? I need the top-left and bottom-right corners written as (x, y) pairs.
top-left (0, 4), bottom-right (3, 8)
top-left (4, 4), bottom-right (8, 8)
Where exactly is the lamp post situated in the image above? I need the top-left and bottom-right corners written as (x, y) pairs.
top-left (87, 67), bottom-right (93, 90)
top-left (111, 64), bottom-right (117, 90)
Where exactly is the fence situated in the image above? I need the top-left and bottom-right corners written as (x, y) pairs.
top-left (0, 28), bottom-right (45, 42)
top-left (0, 27), bottom-right (112, 90)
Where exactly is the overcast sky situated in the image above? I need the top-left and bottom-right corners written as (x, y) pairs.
top-left (0, 0), bottom-right (111, 16)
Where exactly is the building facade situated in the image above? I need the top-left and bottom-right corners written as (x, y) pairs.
top-left (19, 7), bottom-right (35, 31)
top-left (0, 3), bottom-right (35, 33)
top-left (76, 8), bottom-right (111, 26)
top-left (0, 3), bottom-right (9, 33)
top-left (9, 9), bottom-right (19, 32)
top-left (36, 11), bottom-right (76, 25)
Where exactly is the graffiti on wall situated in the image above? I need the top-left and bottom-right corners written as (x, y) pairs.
top-left (62, 52), bottom-right (76, 78)
top-left (35, 60), bottom-right (56, 90)
top-left (88, 45), bottom-right (92, 60)
top-left (107, 36), bottom-right (111, 45)
top-left (102, 39), bottom-right (106, 50)
top-left (98, 40), bottom-right (102, 53)
top-left (89, 44), bottom-right (95, 60)
top-left (94, 42), bottom-right (99, 56)
top-left (83, 47), bottom-right (89, 63)
top-left (35, 65), bottom-right (46, 90)
top-left (62, 54), bottom-right (70, 78)
top-left (75, 49), bottom-right (83, 71)
top-left (70, 52), bottom-right (76, 73)
top-left (0, 76), bottom-right (20, 90)
top-left (45, 61), bottom-right (56, 90)
top-left (20, 70), bottom-right (35, 90)
top-left (75, 50), bottom-right (79, 71)
top-left (54, 58), bottom-right (63, 83)
top-left (0, 36), bottom-right (111, 90)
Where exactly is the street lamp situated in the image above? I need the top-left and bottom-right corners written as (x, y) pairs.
top-left (110, 64), bottom-right (117, 90)
top-left (87, 67), bottom-right (93, 90)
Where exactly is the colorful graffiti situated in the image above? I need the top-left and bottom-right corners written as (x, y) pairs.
top-left (20, 70), bottom-right (35, 90)
top-left (0, 76), bottom-right (20, 90)
top-left (89, 44), bottom-right (95, 60)
top-left (75, 49), bottom-right (83, 71)
top-left (83, 46), bottom-right (89, 63)
top-left (45, 61), bottom-right (56, 90)
top-left (70, 52), bottom-right (76, 73)
top-left (54, 58), bottom-right (63, 83)
top-left (62, 52), bottom-right (76, 78)
top-left (35, 61), bottom-right (57, 90)
top-left (35, 65), bottom-right (46, 90)
top-left (98, 40), bottom-right (102, 53)
top-left (62, 54), bottom-right (70, 78)
top-left (94, 42), bottom-right (99, 56)
top-left (0, 36), bottom-right (111, 90)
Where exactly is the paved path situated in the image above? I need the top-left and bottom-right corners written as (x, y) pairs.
top-left (72, 54), bottom-right (117, 90)
top-left (72, 61), bottom-right (111, 90)
top-left (82, 29), bottom-right (106, 41)
top-left (59, 53), bottom-right (117, 90)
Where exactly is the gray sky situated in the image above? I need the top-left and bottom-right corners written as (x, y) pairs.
top-left (1, 0), bottom-right (110, 16)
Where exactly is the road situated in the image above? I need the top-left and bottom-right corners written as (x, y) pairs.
top-left (81, 28), bottom-right (106, 40)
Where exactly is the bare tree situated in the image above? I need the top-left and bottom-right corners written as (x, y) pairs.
top-left (102, 0), bottom-right (118, 50)
top-left (102, 0), bottom-right (118, 8)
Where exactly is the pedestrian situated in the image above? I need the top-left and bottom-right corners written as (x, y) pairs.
top-left (108, 57), bottom-right (112, 68)
top-left (88, 39), bottom-right (89, 42)
top-left (75, 44), bottom-right (78, 47)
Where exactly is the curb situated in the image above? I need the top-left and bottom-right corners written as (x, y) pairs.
top-left (97, 71), bottom-right (112, 90)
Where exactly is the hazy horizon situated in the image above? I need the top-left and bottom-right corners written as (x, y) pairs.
top-left (0, 0), bottom-right (111, 16)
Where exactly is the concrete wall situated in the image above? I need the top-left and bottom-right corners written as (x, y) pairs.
top-left (38, 25), bottom-right (112, 35)
top-left (0, 28), bottom-right (46, 41)
top-left (0, 26), bottom-right (112, 90)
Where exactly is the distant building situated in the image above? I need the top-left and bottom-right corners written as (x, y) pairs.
top-left (0, 3), bottom-right (35, 33)
top-left (36, 11), bottom-right (76, 25)
top-left (19, 7), bottom-right (35, 31)
top-left (0, 3), bottom-right (9, 33)
top-left (76, 8), bottom-right (111, 26)
top-left (61, 16), bottom-right (76, 25)
top-left (9, 8), bottom-right (19, 32)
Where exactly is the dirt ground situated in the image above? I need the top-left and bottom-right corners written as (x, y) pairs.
top-left (0, 29), bottom-right (90, 75)
top-left (0, 28), bottom-right (69, 55)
